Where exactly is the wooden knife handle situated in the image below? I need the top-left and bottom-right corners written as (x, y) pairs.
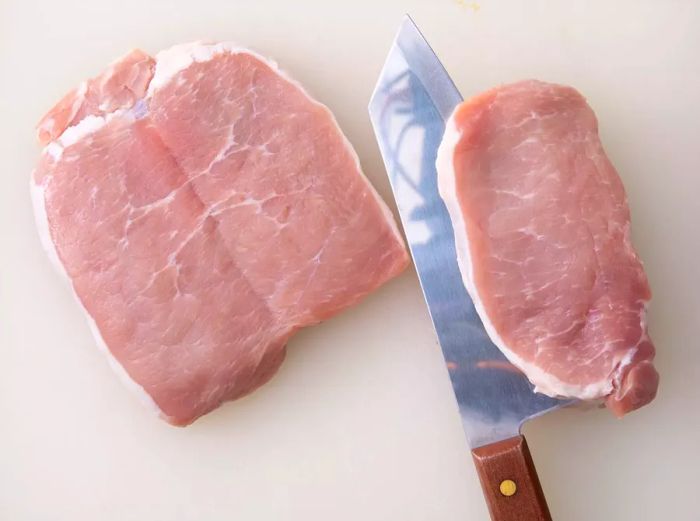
top-left (471, 435), bottom-right (552, 521)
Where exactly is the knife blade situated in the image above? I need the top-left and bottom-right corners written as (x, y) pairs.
top-left (369, 15), bottom-right (571, 521)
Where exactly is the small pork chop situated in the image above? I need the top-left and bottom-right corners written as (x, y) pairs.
top-left (32, 43), bottom-right (409, 425)
top-left (437, 80), bottom-right (658, 416)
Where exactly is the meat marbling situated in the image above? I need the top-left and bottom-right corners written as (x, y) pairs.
top-left (32, 42), bottom-right (409, 425)
top-left (437, 80), bottom-right (659, 416)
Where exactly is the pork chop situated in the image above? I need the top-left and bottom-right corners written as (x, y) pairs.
top-left (436, 80), bottom-right (658, 416)
top-left (32, 42), bottom-right (409, 425)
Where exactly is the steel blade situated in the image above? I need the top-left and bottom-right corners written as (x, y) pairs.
top-left (369, 15), bottom-right (570, 448)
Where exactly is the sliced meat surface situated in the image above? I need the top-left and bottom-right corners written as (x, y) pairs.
top-left (32, 42), bottom-right (408, 425)
top-left (437, 80), bottom-right (658, 416)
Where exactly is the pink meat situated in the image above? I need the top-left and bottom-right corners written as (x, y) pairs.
top-left (32, 43), bottom-right (408, 425)
top-left (437, 80), bottom-right (658, 416)
top-left (36, 49), bottom-right (155, 145)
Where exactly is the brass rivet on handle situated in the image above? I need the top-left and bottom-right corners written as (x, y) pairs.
top-left (499, 479), bottom-right (517, 497)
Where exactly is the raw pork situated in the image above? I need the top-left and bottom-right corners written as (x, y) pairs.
top-left (32, 43), bottom-right (408, 425)
top-left (437, 80), bottom-right (658, 416)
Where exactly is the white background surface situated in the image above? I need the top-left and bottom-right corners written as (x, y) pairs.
top-left (1, 1), bottom-right (699, 519)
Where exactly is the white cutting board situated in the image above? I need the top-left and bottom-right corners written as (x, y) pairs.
top-left (1, 1), bottom-right (698, 519)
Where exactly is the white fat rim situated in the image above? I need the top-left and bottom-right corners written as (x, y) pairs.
top-left (435, 114), bottom-right (646, 400)
top-left (30, 177), bottom-right (164, 418)
top-left (39, 112), bottom-right (128, 162)
top-left (30, 180), bottom-right (69, 280)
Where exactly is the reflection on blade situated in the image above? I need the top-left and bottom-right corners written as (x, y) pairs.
top-left (369, 15), bottom-right (570, 448)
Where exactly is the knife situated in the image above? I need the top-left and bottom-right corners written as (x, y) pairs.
top-left (368, 16), bottom-right (573, 521)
